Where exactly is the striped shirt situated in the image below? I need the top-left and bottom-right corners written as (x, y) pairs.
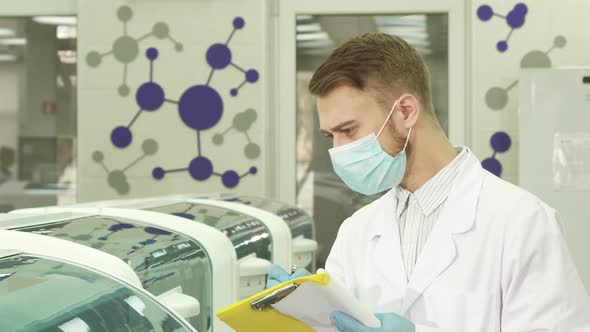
top-left (396, 147), bottom-right (467, 279)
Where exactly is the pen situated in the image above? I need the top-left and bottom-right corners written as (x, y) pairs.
top-left (290, 265), bottom-right (297, 275)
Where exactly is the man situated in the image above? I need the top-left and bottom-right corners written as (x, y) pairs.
top-left (267, 33), bottom-right (590, 331)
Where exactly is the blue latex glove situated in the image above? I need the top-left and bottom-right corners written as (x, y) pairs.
top-left (332, 311), bottom-right (416, 332)
top-left (265, 264), bottom-right (311, 288)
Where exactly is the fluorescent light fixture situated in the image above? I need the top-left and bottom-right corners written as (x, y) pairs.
top-left (33, 16), bottom-right (77, 26)
top-left (299, 49), bottom-right (333, 56)
top-left (296, 32), bottom-right (329, 41)
top-left (403, 38), bottom-right (431, 47)
top-left (378, 27), bottom-right (429, 39)
top-left (296, 23), bottom-right (322, 33)
top-left (413, 47), bottom-right (433, 55)
top-left (0, 28), bottom-right (15, 37)
top-left (0, 38), bottom-right (26, 45)
top-left (0, 54), bottom-right (17, 61)
top-left (378, 25), bottom-right (428, 32)
top-left (394, 32), bottom-right (430, 40)
top-left (400, 15), bottom-right (427, 22)
top-left (57, 25), bottom-right (77, 39)
top-left (374, 15), bottom-right (427, 27)
top-left (296, 15), bottom-right (313, 21)
top-left (297, 39), bottom-right (335, 48)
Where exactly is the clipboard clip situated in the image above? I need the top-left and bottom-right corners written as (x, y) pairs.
top-left (250, 283), bottom-right (299, 311)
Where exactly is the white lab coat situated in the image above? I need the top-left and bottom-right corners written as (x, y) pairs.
top-left (326, 150), bottom-right (590, 332)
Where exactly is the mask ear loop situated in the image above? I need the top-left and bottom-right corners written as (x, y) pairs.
top-left (376, 100), bottom-right (412, 152)
top-left (402, 127), bottom-right (412, 152)
top-left (376, 100), bottom-right (399, 138)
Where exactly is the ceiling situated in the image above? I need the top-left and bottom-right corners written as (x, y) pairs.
top-left (0, 16), bottom-right (76, 63)
top-left (296, 14), bottom-right (448, 58)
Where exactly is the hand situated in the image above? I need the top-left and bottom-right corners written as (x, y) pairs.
top-left (265, 264), bottom-right (311, 288)
top-left (332, 311), bottom-right (415, 332)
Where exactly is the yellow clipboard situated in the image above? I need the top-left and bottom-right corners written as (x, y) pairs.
top-left (216, 273), bottom-right (331, 332)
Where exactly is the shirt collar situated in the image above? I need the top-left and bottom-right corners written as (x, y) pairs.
top-left (395, 147), bottom-right (468, 217)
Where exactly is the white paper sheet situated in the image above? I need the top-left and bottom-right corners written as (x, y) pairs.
top-left (553, 132), bottom-right (590, 190)
top-left (272, 277), bottom-right (381, 332)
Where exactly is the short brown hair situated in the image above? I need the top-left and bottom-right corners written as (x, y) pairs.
top-left (309, 33), bottom-right (433, 111)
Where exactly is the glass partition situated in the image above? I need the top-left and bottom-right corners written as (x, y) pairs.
top-left (295, 14), bottom-right (449, 267)
top-left (0, 16), bottom-right (77, 212)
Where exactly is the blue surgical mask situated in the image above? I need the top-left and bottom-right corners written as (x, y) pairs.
top-left (328, 100), bottom-right (412, 195)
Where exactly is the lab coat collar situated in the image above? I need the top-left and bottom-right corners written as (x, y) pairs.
top-left (366, 147), bottom-right (477, 241)
top-left (366, 147), bottom-right (482, 300)
top-left (371, 189), bottom-right (409, 290)
top-left (366, 188), bottom-right (398, 241)
top-left (401, 148), bottom-right (484, 314)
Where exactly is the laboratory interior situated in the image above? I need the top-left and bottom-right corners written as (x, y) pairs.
top-left (0, 0), bottom-right (589, 331)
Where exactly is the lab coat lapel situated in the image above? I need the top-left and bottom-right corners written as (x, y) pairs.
top-left (401, 152), bottom-right (484, 314)
top-left (372, 191), bottom-right (408, 292)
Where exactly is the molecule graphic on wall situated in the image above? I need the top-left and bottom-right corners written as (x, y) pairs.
top-left (110, 48), bottom-right (170, 149)
top-left (485, 35), bottom-right (567, 111)
top-left (85, 6), bottom-right (183, 97)
top-left (482, 131), bottom-right (512, 177)
top-left (477, 3), bottom-right (528, 52)
top-left (91, 9), bottom-right (261, 194)
top-left (212, 108), bottom-right (261, 160)
top-left (92, 138), bottom-right (159, 195)
top-left (138, 17), bottom-right (259, 189)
